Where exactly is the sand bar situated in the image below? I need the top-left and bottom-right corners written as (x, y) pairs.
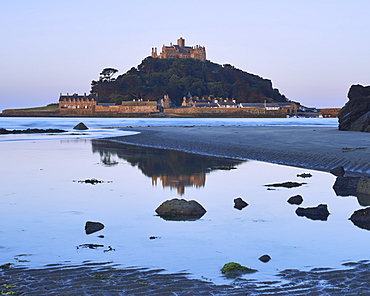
top-left (108, 126), bottom-right (370, 176)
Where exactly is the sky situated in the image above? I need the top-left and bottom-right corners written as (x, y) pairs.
top-left (1, 0), bottom-right (370, 111)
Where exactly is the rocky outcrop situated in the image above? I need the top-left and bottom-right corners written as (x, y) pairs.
top-left (0, 128), bottom-right (66, 134)
top-left (338, 84), bottom-right (370, 132)
top-left (155, 198), bottom-right (206, 221)
top-left (295, 204), bottom-right (330, 221)
top-left (349, 207), bottom-right (370, 230)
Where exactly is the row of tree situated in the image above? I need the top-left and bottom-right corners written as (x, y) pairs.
top-left (91, 57), bottom-right (289, 106)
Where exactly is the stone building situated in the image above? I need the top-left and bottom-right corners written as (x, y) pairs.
top-left (151, 37), bottom-right (206, 62)
top-left (59, 93), bottom-right (97, 109)
top-left (59, 93), bottom-right (159, 114)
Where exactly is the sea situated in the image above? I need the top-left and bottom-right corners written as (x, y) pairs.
top-left (3, 116), bottom-right (369, 288)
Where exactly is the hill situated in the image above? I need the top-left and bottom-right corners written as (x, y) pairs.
top-left (91, 57), bottom-right (288, 106)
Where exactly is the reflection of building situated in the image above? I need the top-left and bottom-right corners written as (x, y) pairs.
top-left (151, 37), bottom-right (206, 62)
top-left (152, 174), bottom-right (206, 195)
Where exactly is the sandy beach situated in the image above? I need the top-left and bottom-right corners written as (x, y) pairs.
top-left (108, 125), bottom-right (370, 176)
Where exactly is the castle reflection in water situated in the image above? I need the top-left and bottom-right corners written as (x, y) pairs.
top-left (91, 139), bottom-right (245, 195)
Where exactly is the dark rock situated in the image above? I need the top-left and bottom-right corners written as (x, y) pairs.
top-left (85, 221), bottom-right (105, 235)
top-left (77, 244), bottom-right (104, 249)
top-left (0, 128), bottom-right (66, 134)
top-left (155, 198), bottom-right (206, 221)
top-left (349, 207), bottom-right (370, 230)
top-left (357, 177), bottom-right (370, 195)
top-left (258, 255), bottom-right (271, 263)
top-left (332, 176), bottom-right (360, 196)
top-left (234, 197), bottom-right (248, 210)
top-left (297, 173), bottom-right (312, 178)
top-left (78, 178), bottom-right (103, 185)
top-left (330, 166), bottom-right (345, 177)
top-left (287, 195), bottom-right (303, 205)
top-left (295, 204), bottom-right (330, 221)
top-left (73, 122), bottom-right (89, 130)
top-left (265, 181), bottom-right (306, 188)
top-left (338, 84), bottom-right (370, 132)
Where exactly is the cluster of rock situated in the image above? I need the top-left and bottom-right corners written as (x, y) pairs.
top-left (338, 84), bottom-right (370, 132)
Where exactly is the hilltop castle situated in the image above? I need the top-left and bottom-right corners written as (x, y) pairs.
top-left (151, 37), bottom-right (206, 62)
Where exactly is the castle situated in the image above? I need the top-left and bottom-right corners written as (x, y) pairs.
top-left (151, 37), bottom-right (206, 62)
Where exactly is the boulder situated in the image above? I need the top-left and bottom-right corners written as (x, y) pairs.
top-left (258, 255), bottom-right (271, 263)
top-left (332, 176), bottom-right (360, 196)
top-left (85, 221), bottom-right (105, 235)
top-left (357, 178), bottom-right (370, 195)
top-left (73, 122), bottom-right (89, 130)
top-left (330, 166), bottom-right (345, 177)
top-left (349, 207), bottom-right (370, 230)
top-left (295, 204), bottom-right (330, 221)
top-left (338, 84), bottom-right (370, 132)
top-left (234, 197), bottom-right (248, 210)
top-left (287, 195), bottom-right (303, 205)
top-left (155, 198), bottom-right (206, 221)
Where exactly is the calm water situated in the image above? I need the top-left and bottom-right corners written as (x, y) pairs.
top-left (2, 117), bottom-right (368, 285)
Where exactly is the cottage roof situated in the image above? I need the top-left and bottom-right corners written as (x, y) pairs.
top-left (59, 93), bottom-right (97, 102)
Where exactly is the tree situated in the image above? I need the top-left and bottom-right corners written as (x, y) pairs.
top-left (99, 68), bottom-right (119, 82)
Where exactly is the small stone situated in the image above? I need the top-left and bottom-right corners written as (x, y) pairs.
top-left (297, 173), bottom-right (312, 178)
top-left (85, 221), bottom-right (105, 235)
top-left (287, 195), bottom-right (303, 205)
top-left (234, 197), bottom-right (248, 210)
top-left (73, 122), bottom-right (88, 130)
top-left (258, 255), bottom-right (271, 263)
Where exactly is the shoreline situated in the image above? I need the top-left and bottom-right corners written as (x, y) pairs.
top-left (106, 125), bottom-right (370, 176)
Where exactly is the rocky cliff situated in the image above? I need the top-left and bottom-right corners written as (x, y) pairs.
top-left (338, 84), bottom-right (370, 132)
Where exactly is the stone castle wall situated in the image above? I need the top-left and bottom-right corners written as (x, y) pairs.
top-left (164, 107), bottom-right (286, 118)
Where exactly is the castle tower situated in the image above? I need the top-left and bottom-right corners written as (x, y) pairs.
top-left (177, 37), bottom-right (185, 48)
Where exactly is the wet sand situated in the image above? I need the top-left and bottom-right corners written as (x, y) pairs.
top-left (109, 126), bottom-right (370, 176)
top-left (2, 261), bottom-right (370, 295)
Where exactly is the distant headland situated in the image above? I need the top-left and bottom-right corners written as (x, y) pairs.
top-left (1, 37), bottom-right (339, 118)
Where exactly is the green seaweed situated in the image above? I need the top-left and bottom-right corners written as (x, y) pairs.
top-left (0, 263), bottom-right (12, 269)
top-left (221, 262), bottom-right (257, 278)
top-left (92, 274), bottom-right (112, 279)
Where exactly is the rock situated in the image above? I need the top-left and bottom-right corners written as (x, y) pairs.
top-left (357, 177), bottom-right (370, 195)
top-left (265, 181), bottom-right (306, 188)
top-left (258, 255), bottom-right (271, 263)
top-left (73, 122), bottom-right (89, 130)
top-left (234, 197), bottom-right (248, 210)
top-left (77, 244), bottom-right (104, 249)
top-left (0, 128), bottom-right (66, 134)
top-left (287, 195), bottom-right (303, 205)
top-left (338, 84), bottom-right (370, 132)
top-left (295, 204), bottom-right (330, 221)
top-left (85, 221), bottom-right (105, 235)
top-left (296, 173), bottom-right (312, 178)
top-left (332, 176), bottom-right (360, 196)
top-left (330, 166), bottom-right (345, 177)
top-left (349, 207), bottom-right (370, 230)
top-left (155, 198), bottom-right (206, 221)
top-left (220, 262), bottom-right (257, 278)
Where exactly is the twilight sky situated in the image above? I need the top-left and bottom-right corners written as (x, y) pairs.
top-left (1, 0), bottom-right (369, 111)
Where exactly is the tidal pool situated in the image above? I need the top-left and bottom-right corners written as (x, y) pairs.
top-left (0, 138), bottom-right (369, 285)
